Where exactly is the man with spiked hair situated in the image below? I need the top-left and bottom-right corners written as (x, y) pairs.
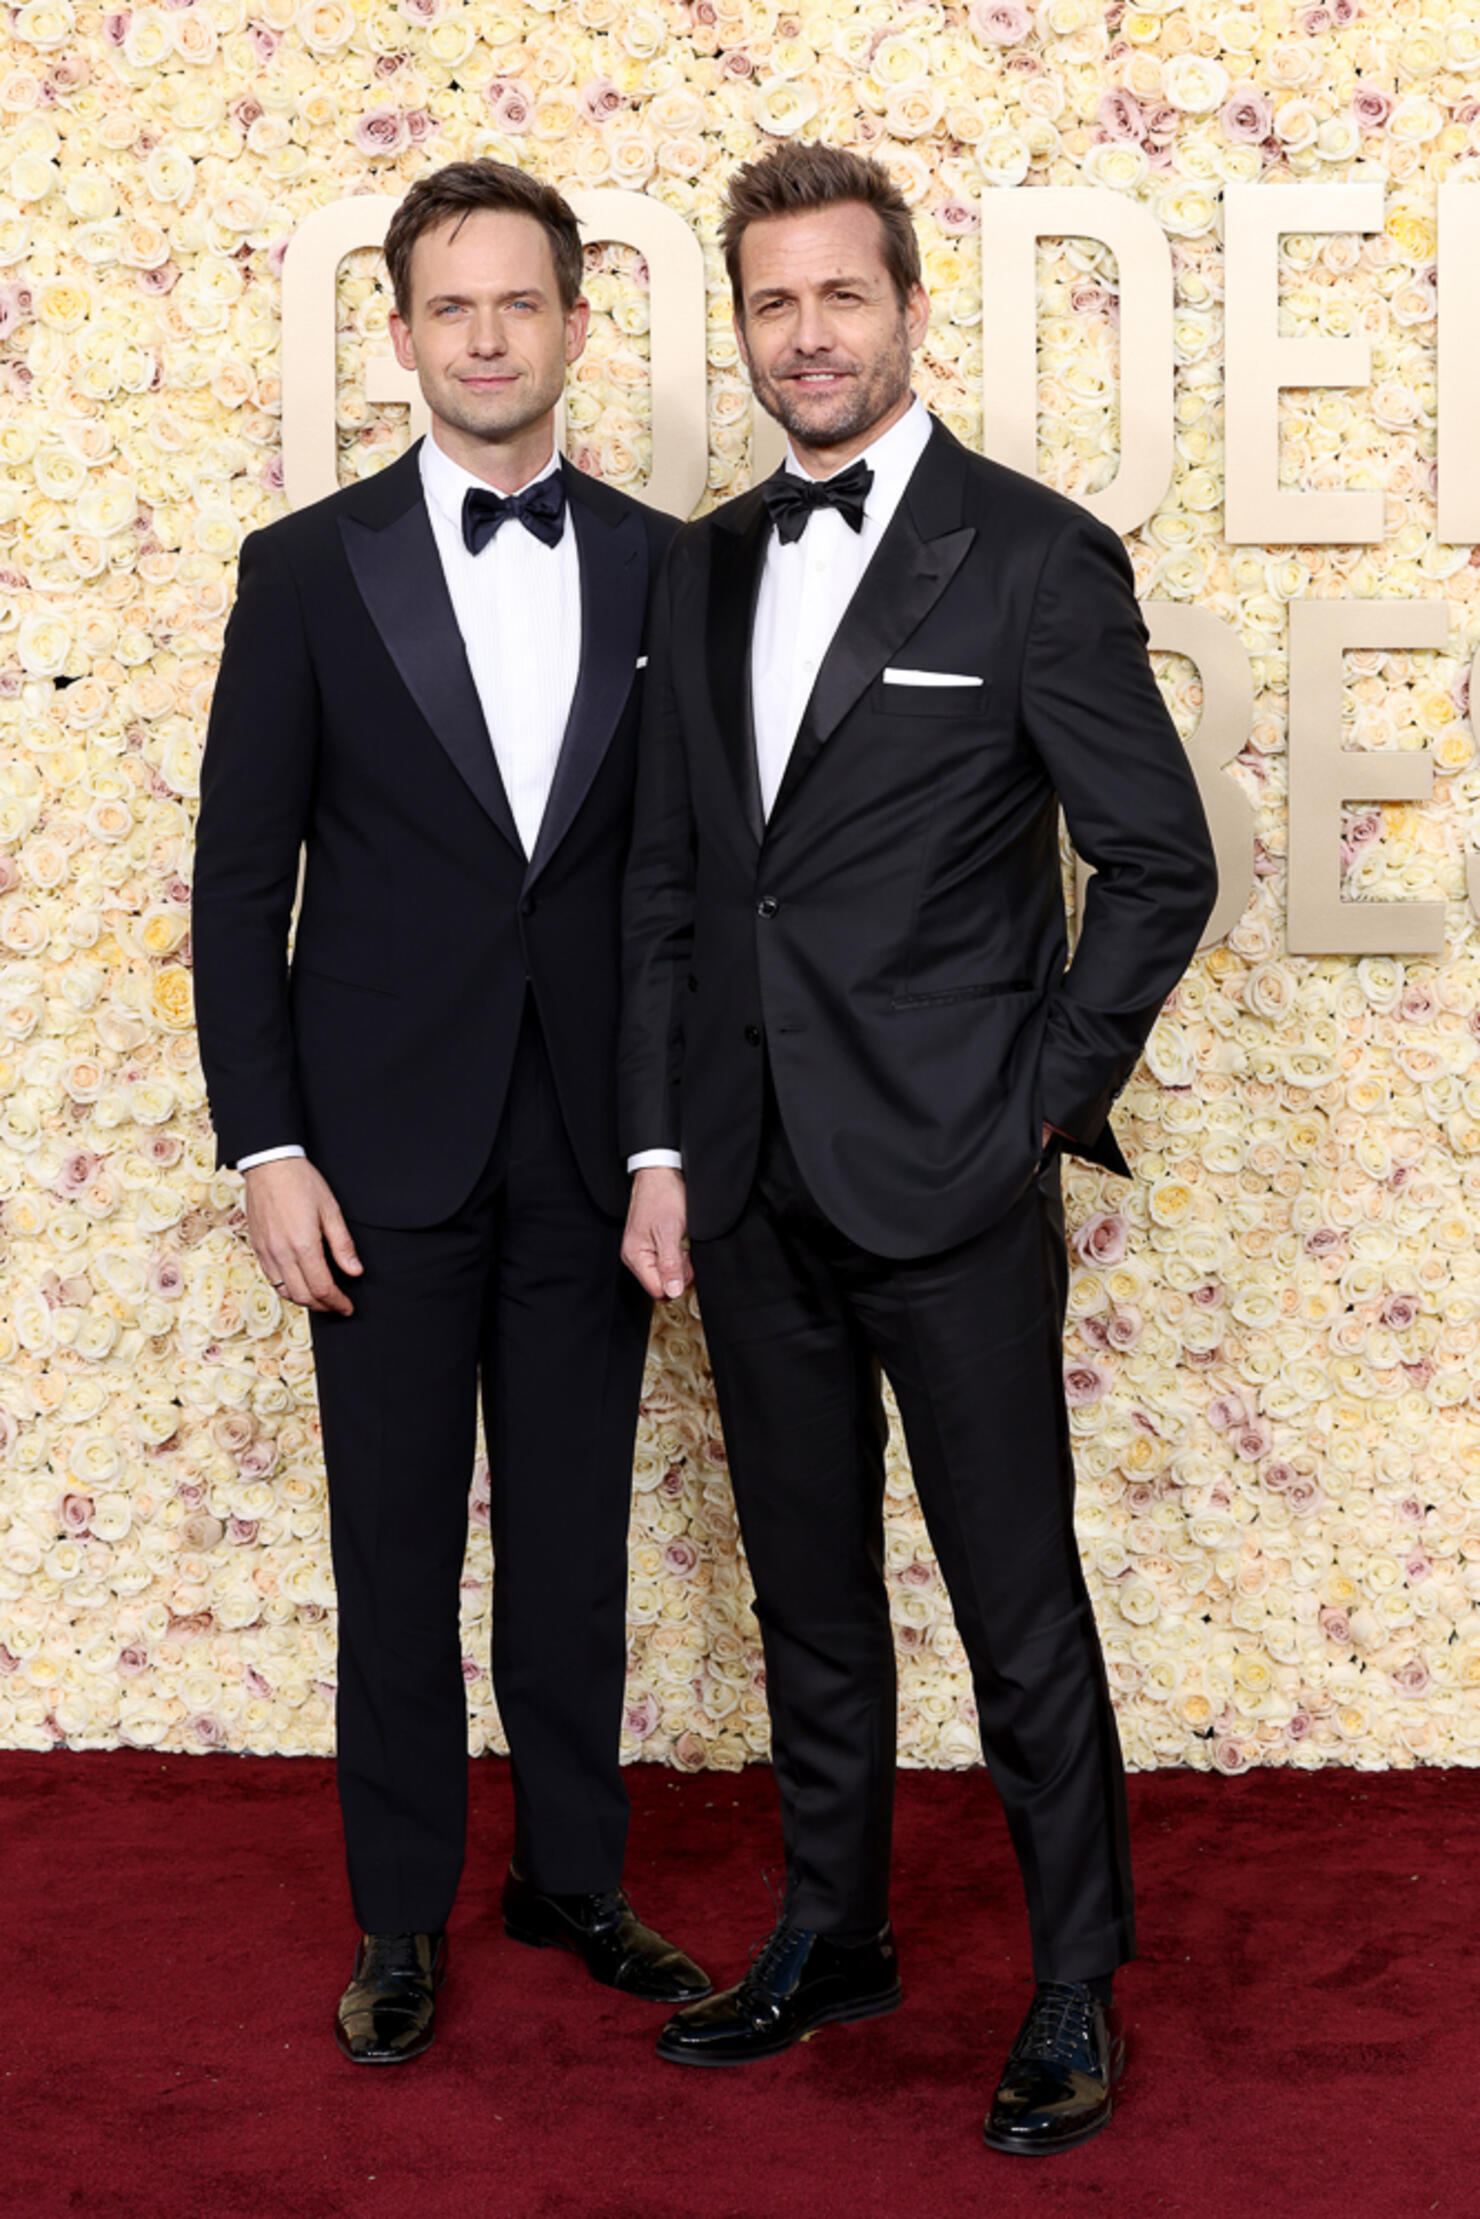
top-left (622, 140), bottom-right (1216, 2151)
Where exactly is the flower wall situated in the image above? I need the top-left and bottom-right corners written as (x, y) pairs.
top-left (2, 0), bottom-right (1479, 1774)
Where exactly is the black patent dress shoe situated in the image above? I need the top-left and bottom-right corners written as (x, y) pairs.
top-left (983, 1981), bottom-right (1125, 2154)
top-left (655, 1920), bottom-right (901, 2066)
top-left (334, 1931), bottom-right (446, 2066)
top-left (500, 1866), bottom-right (711, 2003)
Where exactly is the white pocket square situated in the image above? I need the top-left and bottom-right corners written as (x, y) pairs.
top-left (635, 655), bottom-right (649, 669)
top-left (882, 667), bottom-right (982, 687)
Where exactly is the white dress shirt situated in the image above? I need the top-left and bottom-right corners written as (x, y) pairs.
top-left (751, 396), bottom-right (932, 819)
top-left (238, 430), bottom-right (583, 1175)
top-left (627, 399), bottom-right (934, 1177)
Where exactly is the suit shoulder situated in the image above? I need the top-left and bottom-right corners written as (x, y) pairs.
top-left (955, 445), bottom-right (1117, 548)
top-left (238, 477), bottom-right (364, 566)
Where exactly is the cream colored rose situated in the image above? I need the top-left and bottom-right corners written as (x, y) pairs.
top-left (752, 77), bottom-right (821, 136)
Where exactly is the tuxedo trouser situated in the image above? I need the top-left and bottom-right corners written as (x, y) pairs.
top-left (690, 1091), bottom-right (1135, 1985)
top-left (309, 1002), bottom-right (651, 1935)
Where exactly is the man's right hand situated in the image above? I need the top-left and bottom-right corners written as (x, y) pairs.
top-left (622, 1166), bottom-right (692, 1302)
top-left (243, 1158), bottom-right (363, 1317)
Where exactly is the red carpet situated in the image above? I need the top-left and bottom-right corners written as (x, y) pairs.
top-left (3, 1754), bottom-right (1477, 2219)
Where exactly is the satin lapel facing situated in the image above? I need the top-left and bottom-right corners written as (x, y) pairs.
top-left (525, 497), bottom-right (645, 888)
top-left (768, 503), bottom-right (976, 825)
top-left (340, 502), bottom-right (524, 859)
top-left (706, 498), bottom-right (769, 847)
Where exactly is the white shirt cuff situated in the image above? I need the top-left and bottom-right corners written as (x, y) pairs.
top-left (627, 1150), bottom-right (684, 1173)
top-left (237, 1145), bottom-right (307, 1171)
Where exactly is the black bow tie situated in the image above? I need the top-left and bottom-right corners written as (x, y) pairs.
top-left (761, 459), bottom-right (874, 546)
top-left (461, 473), bottom-right (567, 554)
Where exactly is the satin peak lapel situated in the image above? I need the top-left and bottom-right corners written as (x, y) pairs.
top-left (340, 498), bottom-right (524, 859)
top-left (525, 486), bottom-right (645, 887)
top-left (706, 494), bottom-right (769, 846)
top-left (769, 441), bottom-right (976, 823)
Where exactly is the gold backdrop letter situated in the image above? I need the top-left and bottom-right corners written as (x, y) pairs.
top-left (282, 195), bottom-right (408, 512)
top-left (1286, 600), bottom-right (1449, 954)
top-left (1145, 604), bottom-right (1256, 950)
top-left (979, 185), bottom-right (1175, 535)
top-left (1224, 182), bottom-right (1386, 545)
top-left (1438, 183), bottom-right (1480, 545)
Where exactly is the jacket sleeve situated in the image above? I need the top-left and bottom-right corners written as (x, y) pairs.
top-left (192, 527), bottom-right (319, 1170)
top-left (1021, 513), bottom-right (1218, 1156)
top-left (619, 539), bottom-right (696, 1161)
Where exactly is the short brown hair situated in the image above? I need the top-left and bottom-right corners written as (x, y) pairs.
top-left (719, 143), bottom-right (921, 310)
top-left (383, 160), bottom-right (584, 319)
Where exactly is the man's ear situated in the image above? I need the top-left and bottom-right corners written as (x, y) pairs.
top-left (733, 305), bottom-right (750, 373)
top-left (565, 293), bottom-right (592, 366)
top-left (389, 307), bottom-right (416, 373)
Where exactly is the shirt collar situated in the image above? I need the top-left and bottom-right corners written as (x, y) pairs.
top-left (782, 395), bottom-right (931, 518)
top-left (419, 429), bottom-right (562, 530)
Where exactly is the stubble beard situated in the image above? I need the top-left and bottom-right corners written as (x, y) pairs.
top-left (750, 315), bottom-right (914, 455)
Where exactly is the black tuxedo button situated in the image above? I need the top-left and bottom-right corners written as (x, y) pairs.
top-left (756, 896), bottom-right (779, 918)
top-left (744, 1025), bottom-right (761, 1047)
top-left (520, 895), bottom-right (536, 917)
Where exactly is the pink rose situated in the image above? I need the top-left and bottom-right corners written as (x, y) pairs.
top-left (59, 1492), bottom-right (94, 1534)
top-left (933, 198), bottom-right (979, 235)
top-left (624, 1693), bottom-right (660, 1741)
top-left (189, 1715), bottom-right (223, 1746)
top-left (353, 108), bottom-right (410, 156)
top-left (1285, 1474), bottom-right (1324, 1517)
top-left (103, 12), bottom-right (130, 43)
top-left (579, 79), bottom-right (627, 124)
top-left (1191, 1281), bottom-right (1224, 1307)
top-left (486, 80), bottom-right (533, 131)
top-left (117, 1646), bottom-right (148, 1677)
top-left (228, 1516), bottom-right (260, 1545)
top-left (405, 110), bottom-right (437, 145)
top-left (1106, 1306), bottom-right (1143, 1350)
top-left (1399, 983), bottom-right (1437, 1023)
top-left (1382, 1293), bottom-right (1418, 1330)
top-left (1206, 1390), bottom-right (1251, 1432)
top-left (1298, 4), bottom-right (1333, 32)
top-left (147, 1255), bottom-right (183, 1298)
top-left (662, 1537), bottom-right (699, 1578)
top-left (1220, 88), bottom-right (1272, 142)
top-left (1352, 86), bottom-right (1392, 130)
top-left (1080, 1315), bottom-right (1109, 1348)
top-left (50, 1149), bottom-right (101, 1199)
top-left (1212, 1739), bottom-right (1251, 1776)
top-left (969, 0), bottom-right (1032, 45)
top-left (180, 1512), bottom-right (225, 1550)
top-left (1063, 1361), bottom-right (1110, 1408)
top-left (1392, 1658), bottom-right (1431, 1698)
top-left (247, 22), bottom-right (278, 62)
top-left (1096, 89), bottom-right (1145, 142)
top-left (243, 1665), bottom-right (273, 1697)
top-left (461, 1655), bottom-right (481, 1685)
top-left (1073, 1210), bottom-right (1128, 1267)
top-left (1234, 1420), bottom-right (1272, 1461)
top-left (137, 264), bottom-right (179, 296)
top-left (1404, 1553), bottom-right (1432, 1584)
top-left (1320, 1607), bottom-right (1351, 1644)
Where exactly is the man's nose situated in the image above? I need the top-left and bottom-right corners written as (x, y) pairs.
top-left (465, 308), bottom-right (507, 356)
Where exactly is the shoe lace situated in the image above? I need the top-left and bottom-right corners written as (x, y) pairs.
top-left (1015, 1983), bottom-right (1095, 2067)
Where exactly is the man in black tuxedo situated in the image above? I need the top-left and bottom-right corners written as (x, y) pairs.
top-left (194, 161), bottom-right (708, 2065)
top-left (621, 143), bottom-right (1216, 2151)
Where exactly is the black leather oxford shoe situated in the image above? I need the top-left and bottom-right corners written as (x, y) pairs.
top-left (334, 1931), bottom-right (446, 2065)
top-left (983, 1981), bottom-right (1124, 2154)
top-left (655, 1920), bottom-right (901, 2066)
top-left (501, 1867), bottom-right (711, 2003)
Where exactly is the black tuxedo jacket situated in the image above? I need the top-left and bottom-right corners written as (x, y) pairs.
top-left (621, 417), bottom-right (1218, 1259)
top-left (194, 443), bottom-right (677, 1229)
